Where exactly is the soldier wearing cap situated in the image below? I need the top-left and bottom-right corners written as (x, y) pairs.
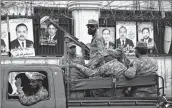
top-left (70, 48), bottom-right (127, 97)
top-left (124, 41), bottom-right (158, 97)
top-left (59, 42), bottom-right (85, 98)
top-left (15, 72), bottom-right (48, 106)
top-left (86, 19), bottom-right (106, 69)
top-left (59, 42), bottom-right (85, 78)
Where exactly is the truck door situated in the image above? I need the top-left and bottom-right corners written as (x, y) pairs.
top-left (2, 66), bottom-right (56, 108)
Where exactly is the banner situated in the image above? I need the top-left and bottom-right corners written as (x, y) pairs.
top-left (1, 20), bottom-right (9, 56)
top-left (9, 18), bottom-right (35, 57)
top-left (99, 27), bottom-right (115, 49)
top-left (137, 22), bottom-right (154, 49)
top-left (116, 21), bottom-right (136, 55)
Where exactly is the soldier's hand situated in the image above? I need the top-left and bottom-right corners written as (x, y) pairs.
top-left (15, 78), bottom-right (22, 88)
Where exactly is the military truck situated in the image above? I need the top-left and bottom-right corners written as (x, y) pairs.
top-left (0, 62), bottom-right (171, 108)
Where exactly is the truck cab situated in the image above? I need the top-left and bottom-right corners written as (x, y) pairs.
top-left (0, 64), bottom-right (66, 108)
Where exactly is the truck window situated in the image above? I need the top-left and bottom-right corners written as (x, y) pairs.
top-left (8, 71), bottom-right (49, 100)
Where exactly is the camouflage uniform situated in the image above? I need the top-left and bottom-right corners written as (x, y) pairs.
top-left (17, 86), bottom-right (48, 106)
top-left (60, 55), bottom-right (85, 79)
top-left (72, 48), bottom-right (128, 97)
top-left (87, 35), bottom-right (106, 70)
top-left (73, 48), bottom-right (127, 77)
top-left (73, 58), bottom-right (127, 97)
top-left (90, 36), bottom-right (105, 59)
top-left (15, 72), bottom-right (48, 105)
top-left (60, 54), bottom-right (86, 98)
top-left (125, 56), bottom-right (158, 97)
top-left (86, 54), bottom-right (105, 70)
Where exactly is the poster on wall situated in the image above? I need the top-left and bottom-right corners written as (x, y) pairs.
top-left (99, 27), bottom-right (115, 49)
top-left (39, 16), bottom-right (59, 46)
top-left (116, 21), bottom-right (136, 55)
top-left (137, 22), bottom-right (154, 49)
top-left (9, 18), bottom-right (35, 57)
top-left (1, 20), bottom-right (9, 56)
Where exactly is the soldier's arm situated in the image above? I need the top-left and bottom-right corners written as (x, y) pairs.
top-left (87, 55), bottom-right (104, 69)
top-left (72, 63), bottom-right (98, 76)
top-left (17, 87), bottom-right (48, 106)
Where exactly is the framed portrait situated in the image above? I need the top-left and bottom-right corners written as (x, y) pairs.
top-left (39, 16), bottom-right (59, 46)
top-left (116, 21), bottom-right (136, 55)
top-left (34, 7), bottom-right (69, 56)
top-left (1, 20), bottom-right (9, 56)
top-left (9, 18), bottom-right (35, 57)
top-left (137, 22), bottom-right (154, 49)
top-left (99, 27), bottom-right (115, 49)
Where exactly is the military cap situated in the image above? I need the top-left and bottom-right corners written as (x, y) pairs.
top-left (68, 42), bottom-right (76, 48)
top-left (86, 19), bottom-right (99, 26)
top-left (28, 72), bottom-right (46, 80)
top-left (135, 41), bottom-right (147, 49)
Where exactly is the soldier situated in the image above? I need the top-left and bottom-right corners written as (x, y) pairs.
top-left (70, 48), bottom-right (128, 97)
top-left (70, 48), bottom-right (127, 78)
top-left (59, 42), bottom-right (85, 79)
top-left (15, 72), bottom-right (48, 106)
top-left (86, 19), bottom-right (106, 69)
top-left (59, 42), bottom-right (86, 98)
top-left (124, 41), bottom-right (158, 97)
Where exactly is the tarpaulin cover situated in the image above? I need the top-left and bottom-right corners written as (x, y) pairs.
top-left (70, 75), bottom-right (157, 90)
top-left (116, 75), bottom-right (157, 88)
top-left (70, 77), bottom-right (113, 91)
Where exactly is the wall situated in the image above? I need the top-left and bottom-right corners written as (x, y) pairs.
top-left (157, 56), bottom-right (172, 97)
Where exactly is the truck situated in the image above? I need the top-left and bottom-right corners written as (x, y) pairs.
top-left (0, 63), bottom-right (171, 108)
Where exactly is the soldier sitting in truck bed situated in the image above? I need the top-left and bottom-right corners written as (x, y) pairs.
top-left (59, 42), bottom-right (85, 79)
top-left (70, 48), bottom-right (127, 78)
top-left (69, 48), bottom-right (130, 97)
top-left (124, 41), bottom-right (158, 97)
top-left (59, 42), bottom-right (86, 98)
top-left (15, 72), bottom-right (48, 106)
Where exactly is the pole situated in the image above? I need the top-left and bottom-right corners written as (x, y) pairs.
top-left (64, 34), bottom-right (70, 98)
top-left (0, 0), bottom-right (2, 107)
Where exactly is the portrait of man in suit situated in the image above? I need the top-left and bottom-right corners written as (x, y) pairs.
top-left (116, 26), bottom-right (134, 52)
top-left (46, 23), bottom-right (58, 44)
top-left (140, 27), bottom-right (154, 48)
top-left (11, 23), bottom-right (33, 50)
top-left (102, 28), bottom-right (115, 49)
